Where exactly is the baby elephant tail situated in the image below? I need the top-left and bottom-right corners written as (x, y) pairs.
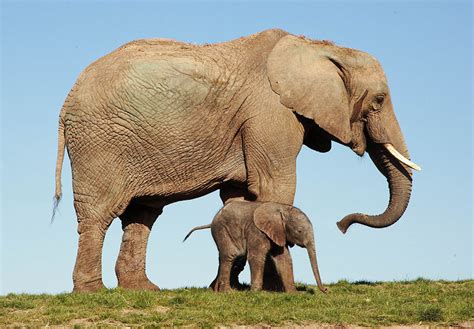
top-left (183, 224), bottom-right (212, 242)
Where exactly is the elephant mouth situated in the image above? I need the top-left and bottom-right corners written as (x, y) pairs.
top-left (383, 143), bottom-right (421, 171)
top-left (350, 137), bottom-right (421, 171)
top-left (351, 143), bottom-right (365, 156)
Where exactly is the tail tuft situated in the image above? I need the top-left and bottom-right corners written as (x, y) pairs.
top-left (51, 192), bottom-right (62, 224)
top-left (183, 232), bottom-right (192, 242)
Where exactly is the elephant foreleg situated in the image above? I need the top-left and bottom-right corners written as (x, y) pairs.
top-left (240, 116), bottom-right (301, 291)
top-left (241, 114), bottom-right (301, 205)
top-left (270, 246), bottom-right (296, 293)
top-left (115, 204), bottom-right (161, 291)
top-left (248, 247), bottom-right (267, 291)
top-left (248, 257), bottom-right (265, 291)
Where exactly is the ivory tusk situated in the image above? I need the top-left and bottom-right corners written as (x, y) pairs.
top-left (383, 143), bottom-right (421, 171)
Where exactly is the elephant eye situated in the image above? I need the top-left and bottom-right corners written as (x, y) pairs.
top-left (372, 95), bottom-right (385, 110)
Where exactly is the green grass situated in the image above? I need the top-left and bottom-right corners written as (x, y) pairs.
top-left (0, 280), bottom-right (472, 327)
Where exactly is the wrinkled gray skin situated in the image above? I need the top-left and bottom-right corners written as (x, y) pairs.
top-left (55, 29), bottom-right (415, 292)
top-left (184, 201), bottom-right (327, 293)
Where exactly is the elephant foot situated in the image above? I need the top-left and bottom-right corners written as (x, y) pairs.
top-left (209, 277), bottom-right (217, 290)
top-left (73, 278), bottom-right (106, 293)
top-left (216, 286), bottom-right (232, 293)
top-left (284, 285), bottom-right (297, 293)
top-left (118, 274), bottom-right (160, 291)
top-left (211, 280), bottom-right (232, 293)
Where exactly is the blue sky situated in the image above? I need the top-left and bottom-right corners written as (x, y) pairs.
top-left (1, 1), bottom-right (472, 294)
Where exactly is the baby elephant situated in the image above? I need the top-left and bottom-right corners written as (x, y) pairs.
top-left (184, 201), bottom-right (327, 293)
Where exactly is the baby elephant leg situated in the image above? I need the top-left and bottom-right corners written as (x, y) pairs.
top-left (214, 254), bottom-right (234, 292)
top-left (212, 232), bottom-right (241, 292)
top-left (210, 256), bottom-right (245, 290)
top-left (270, 246), bottom-right (296, 293)
top-left (248, 250), bottom-right (266, 291)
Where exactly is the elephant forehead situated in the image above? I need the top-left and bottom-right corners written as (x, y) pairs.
top-left (362, 72), bottom-right (388, 93)
top-left (353, 62), bottom-right (388, 92)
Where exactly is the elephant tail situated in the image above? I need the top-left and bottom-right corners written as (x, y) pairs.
top-left (183, 224), bottom-right (212, 242)
top-left (52, 109), bottom-right (66, 223)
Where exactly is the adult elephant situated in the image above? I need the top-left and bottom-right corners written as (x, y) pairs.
top-left (54, 29), bottom-right (420, 292)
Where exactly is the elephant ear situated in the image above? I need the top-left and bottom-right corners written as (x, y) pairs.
top-left (253, 203), bottom-right (286, 247)
top-left (267, 35), bottom-right (352, 144)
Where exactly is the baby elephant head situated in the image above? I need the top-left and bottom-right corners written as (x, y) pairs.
top-left (253, 203), bottom-right (327, 293)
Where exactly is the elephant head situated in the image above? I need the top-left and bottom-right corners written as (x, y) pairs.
top-left (266, 35), bottom-right (420, 233)
top-left (253, 203), bottom-right (327, 293)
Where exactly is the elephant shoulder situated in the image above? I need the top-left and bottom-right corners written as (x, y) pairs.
top-left (220, 29), bottom-right (289, 47)
top-left (216, 29), bottom-right (289, 60)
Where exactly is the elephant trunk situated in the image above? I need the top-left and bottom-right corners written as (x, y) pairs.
top-left (337, 142), bottom-right (413, 233)
top-left (307, 242), bottom-right (327, 293)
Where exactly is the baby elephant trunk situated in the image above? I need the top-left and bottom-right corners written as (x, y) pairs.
top-left (307, 243), bottom-right (327, 293)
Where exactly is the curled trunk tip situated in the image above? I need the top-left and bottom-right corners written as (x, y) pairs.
top-left (337, 143), bottom-right (413, 233)
top-left (337, 213), bottom-right (367, 234)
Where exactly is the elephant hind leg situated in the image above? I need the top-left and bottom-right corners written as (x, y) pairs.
top-left (69, 150), bottom-right (131, 292)
top-left (73, 196), bottom-right (123, 292)
top-left (116, 203), bottom-right (162, 291)
top-left (214, 255), bottom-right (234, 292)
top-left (211, 255), bottom-right (247, 291)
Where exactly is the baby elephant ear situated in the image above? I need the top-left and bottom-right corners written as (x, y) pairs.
top-left (253, 203), bottom-right (286, 247)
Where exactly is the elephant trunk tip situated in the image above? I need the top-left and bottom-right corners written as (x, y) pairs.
top-left (336, 213), bottom-right (368, 234)
top-left (336, 221), bottom-right (347, 234)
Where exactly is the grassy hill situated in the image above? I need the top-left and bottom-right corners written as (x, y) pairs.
top-left (1, 279), bottom-right (472, 327)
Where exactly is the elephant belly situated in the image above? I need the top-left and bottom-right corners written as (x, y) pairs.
top-left (66, 124), bottom-right (249, 215)
top-left (117, 125), bottom-right (248, 208)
